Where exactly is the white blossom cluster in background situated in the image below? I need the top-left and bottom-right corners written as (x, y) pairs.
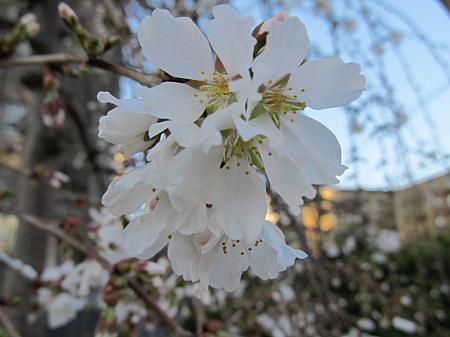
top-left (98, 4), bottom-right (365, 293)
top-left (32, 207), bottom-right (168, 329)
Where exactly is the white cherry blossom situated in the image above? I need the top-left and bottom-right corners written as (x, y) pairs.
top-left (37, 288), bottom-right (85, 329)
top-left (96, 4), bottom-right (365, 291)
top-left (123, 201), bottom-right (307, 292)
top-left (136, 5), bottom-right (256, 145)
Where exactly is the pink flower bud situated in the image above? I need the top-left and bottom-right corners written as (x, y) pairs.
top-left (58, 2), bottom-right (79, 26)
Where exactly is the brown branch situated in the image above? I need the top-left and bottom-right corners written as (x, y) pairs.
top-left (0, 205), bottom-right (111, 271)
top-left (0, 307), bottom-right (22, 337)
top-left (0, 161), bottom-right (86, 203)
top-left (128, 277), bottom-right (193, 337)
top-left (0, 205), bottom-right (193, 337)
top-left (0, 53), bottom-right (158, 87)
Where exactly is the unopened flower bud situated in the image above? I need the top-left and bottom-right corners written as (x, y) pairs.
top-left (58, 2), bottom-right (79, 28)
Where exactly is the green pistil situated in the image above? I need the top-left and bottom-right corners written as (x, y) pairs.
top-left (222, 130), bottom-right (265, 170)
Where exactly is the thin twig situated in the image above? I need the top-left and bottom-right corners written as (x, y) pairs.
top-left (0, 205), bottom-right (193, 337)
top-left (128, 277), bottom-right (193, 337)
top-left (0, 307), bottom-right (22, 337)
top-left (0, 161), bottom-right (86, 203)
top-left (0, 53), bottom-right (158, 87)
top-left (0, 205), bottom-right (111, 271)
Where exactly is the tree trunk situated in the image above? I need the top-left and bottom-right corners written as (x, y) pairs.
top-left (2, 0), bottom-right (119, 335)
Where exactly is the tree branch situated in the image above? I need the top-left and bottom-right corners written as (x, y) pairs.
top-left (0, 53), bottom-right (158, 87)
top-left (128, 277), bottom-right (193, 337)
top-left (0, 205), bottom-right (193, 337)
top-left (0, 307), bottom-right (22, 337)
top-left (0, 205), bottom-right (111, 271)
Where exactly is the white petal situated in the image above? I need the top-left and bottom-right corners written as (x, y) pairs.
top-left (232, 113), bottom-right (262, 142)
top-left (212, 157), bottom-right (267, 243)
top-left (97, 91), bottom-right (150, 113)
top-left (151, 192), bottom-right (192, 232)
top-left (97, 92), bottom-right (156, 156)
top-left (254, 17), bottom-right (309, 83)
top-left (260, 144), bottom-right (316, 215)
top-left (248, 236), bottom-right (283, 280)
top-left (167, 122), bottom-right (201, 148)
top-left (148, 121), bottom-right (170, 138)
top-left (209, 238), bottom-right (249, 291)
top-left (287, 58), bottom-right (366, 109)
top-left (260, 221), bottom-right (308, 266)
top-left (123, 214), bottom-right (169, 259)
top-left (138, 9), bottom-right (214, 80)
top-left (204, 5), bottom-right (255, 77)
top-left (168, 234), bottom-right (201, 282)
top-left (145, 136), bottom-right (177, 189)
top-left (137, 82), bottom-right (206, 123)
top-left (247, 114), bottom-right (284, 150)
top-left (123, 192), bottom-right (190, 259)
top-left (168, 145), bottom-right (222, 205)
top-left (178, 203), bottom-right (208, 235)
top-left (149, 121), bottom-right (200, 148)
top-left (282, 113), bottom-right (347, 184)
top-left (102, 164), bottom-right (156, 216)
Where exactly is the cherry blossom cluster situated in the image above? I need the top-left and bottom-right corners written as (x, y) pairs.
top-left (98, 5), bottom-right (365, 292)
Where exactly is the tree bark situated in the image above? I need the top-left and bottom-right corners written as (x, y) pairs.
top-left (1, 0), bottom-right (119, 335)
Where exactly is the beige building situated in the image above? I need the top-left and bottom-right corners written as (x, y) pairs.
top-left (304, 172), bottom-right (450, 243)
top-left (393, 172), bottom-right (450, 242)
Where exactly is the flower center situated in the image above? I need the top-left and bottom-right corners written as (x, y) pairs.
top-left (222, 130), bottom-right (266, 170)
top-left (197, 72), bottom-right (236, 113)
top-left (252, 82), bottom-right (307, 128)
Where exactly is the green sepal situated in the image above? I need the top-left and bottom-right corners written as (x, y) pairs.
top-left (250, 100), bottom-right (266, 120)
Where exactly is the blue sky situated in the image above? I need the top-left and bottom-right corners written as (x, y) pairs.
top-left (125, 0), bottom-right (450, 190)
top-left (232, 0), bottom-right (450, 189)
